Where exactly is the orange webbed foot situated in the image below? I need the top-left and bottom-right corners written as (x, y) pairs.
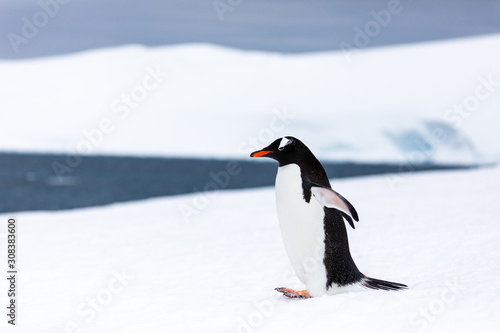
top-left (275, 287), bottom-right (311, 299)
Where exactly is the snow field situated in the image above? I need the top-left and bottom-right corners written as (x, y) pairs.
top-left (1, 166), bottom-right (499, 332)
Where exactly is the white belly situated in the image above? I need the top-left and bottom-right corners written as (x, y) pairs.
top-left (275, 164), bottom-right (328, 296)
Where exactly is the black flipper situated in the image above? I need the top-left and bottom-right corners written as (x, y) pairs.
top-left (341, 212), bottom-right (356, 230)
top-left (310, 184), bottom-right (359, 229)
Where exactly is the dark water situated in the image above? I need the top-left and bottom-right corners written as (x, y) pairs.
top-left (0, 153), bottom-right (474, 213)
top-left (1, 0), bottom-right (500, 59)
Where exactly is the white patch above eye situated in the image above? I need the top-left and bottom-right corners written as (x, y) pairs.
top-left (278, 137), bottom-right (291, 150)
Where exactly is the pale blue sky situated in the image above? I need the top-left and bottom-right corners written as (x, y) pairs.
top-left (1, 0), bottom-right (500, 59)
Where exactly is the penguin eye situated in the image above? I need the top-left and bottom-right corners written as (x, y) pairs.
top-left (278, 146), bottom-right (284, 151)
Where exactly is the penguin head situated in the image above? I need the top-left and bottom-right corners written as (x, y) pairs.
top-left (250, 136), bottom-right (312, 166)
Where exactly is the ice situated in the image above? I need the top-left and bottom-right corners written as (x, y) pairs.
top-left (0, 34), bottom-right (499, 164)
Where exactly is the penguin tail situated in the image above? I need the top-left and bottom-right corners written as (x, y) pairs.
top-left (361, 277), bottom-right (408, 291)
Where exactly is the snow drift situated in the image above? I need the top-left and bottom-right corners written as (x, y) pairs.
top-left (0, 34), bottom-right (499, 164)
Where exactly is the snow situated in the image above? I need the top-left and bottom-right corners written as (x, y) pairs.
top-left (1, 34), bottom-right (500, 163)
top-left (1, 32), bottom-right (499, 330)
top-left (1, 165), bottom-right (499, 332)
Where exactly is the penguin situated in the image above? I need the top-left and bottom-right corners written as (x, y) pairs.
top-left (250, 136), bottom-right (407, 298)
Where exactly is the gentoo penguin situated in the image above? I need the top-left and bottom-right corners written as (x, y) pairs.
top-left (250, 136), bottom-right (407, 298)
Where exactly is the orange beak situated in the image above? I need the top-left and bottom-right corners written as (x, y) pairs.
top-left (250, 150), bottom-right (272, 158)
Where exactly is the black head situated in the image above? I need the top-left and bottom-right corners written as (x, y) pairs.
top-left (250, 136), bottom-right (317, 167)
